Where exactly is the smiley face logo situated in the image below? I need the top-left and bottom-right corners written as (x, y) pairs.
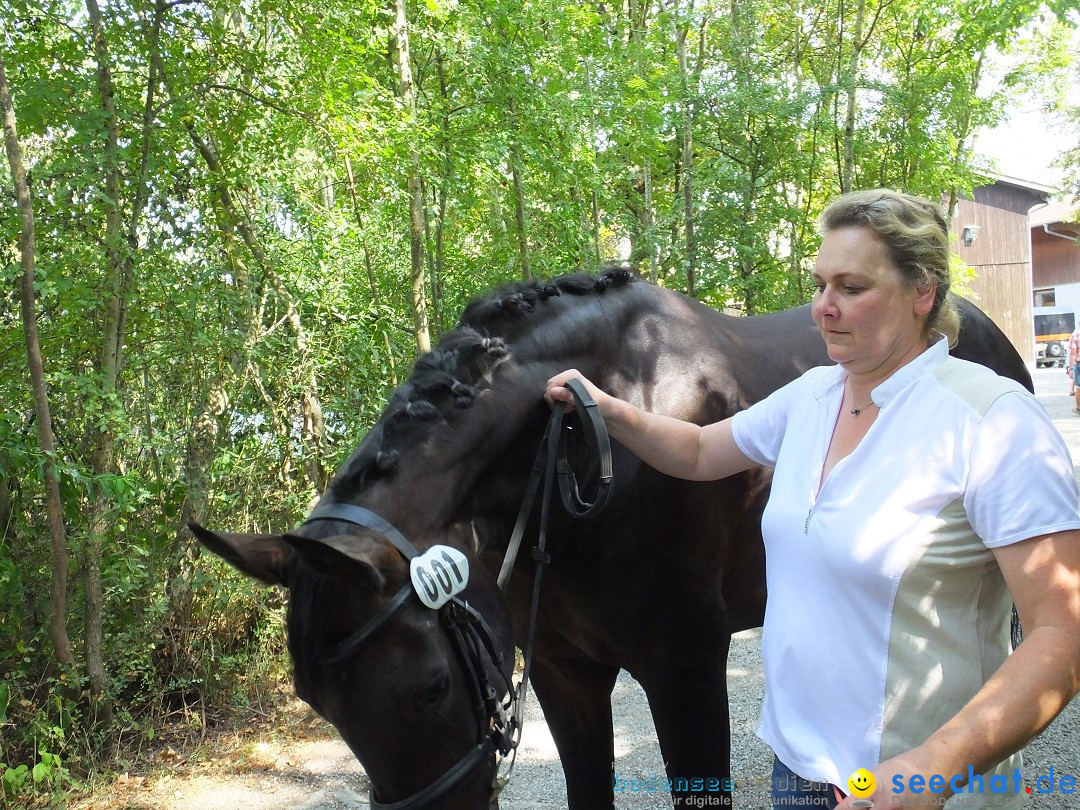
top-left (847, 768), bottom-right (876, 798)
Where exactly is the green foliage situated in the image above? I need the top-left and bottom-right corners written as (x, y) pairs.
top-left (0, 0), bottom-right (1072, 804)
top-left (0, 674), bottom-right (75, 809)
top-left (1, 764), bottom-right (29, 806)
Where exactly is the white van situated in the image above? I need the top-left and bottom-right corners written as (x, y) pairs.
top-left (1034, 306), bottom-right (1075, 368)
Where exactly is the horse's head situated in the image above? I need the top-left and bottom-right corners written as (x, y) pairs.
top-left (191, 513), bottom-right (516, 810)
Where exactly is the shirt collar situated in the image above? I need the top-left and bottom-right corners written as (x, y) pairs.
top-left (813, 335), bottom-right (949, 408)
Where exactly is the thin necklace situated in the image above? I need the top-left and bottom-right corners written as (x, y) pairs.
top-left (846, 386), bottom-right (875, 416)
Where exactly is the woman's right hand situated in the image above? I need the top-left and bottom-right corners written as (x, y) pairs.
top-left (545, 369), bottom-right (607, 414)
top-left (545, 369), bottom-right (755, 482)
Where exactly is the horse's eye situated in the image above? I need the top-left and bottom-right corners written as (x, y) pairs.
top-left (420, 673), bottom-right (452, 706)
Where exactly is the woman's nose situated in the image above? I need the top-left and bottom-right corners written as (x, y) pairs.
top-left (813, 286), bottom-right (838, 317)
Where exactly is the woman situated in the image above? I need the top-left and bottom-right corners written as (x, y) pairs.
top-left (547, 189), bottom-right (1080, 808)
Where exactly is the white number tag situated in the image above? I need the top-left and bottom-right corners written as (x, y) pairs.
top-left (410, 546), bottom-right (470, 610)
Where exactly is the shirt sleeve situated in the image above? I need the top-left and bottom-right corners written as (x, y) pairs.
top-left (731, 372), bottom-right (815, 468)
top-left (964, 391), bottom-right (1080, 547)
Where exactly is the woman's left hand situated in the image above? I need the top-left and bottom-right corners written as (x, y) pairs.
top-left (834, 749), bottom-right (951, 809)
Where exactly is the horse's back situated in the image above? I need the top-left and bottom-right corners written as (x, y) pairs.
top-left (647, 293), bottom-right (1032, 412)
top-left (951, 297), bottom-right (1033, 392)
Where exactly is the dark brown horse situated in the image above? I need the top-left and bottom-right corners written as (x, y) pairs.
top-left (192, 268), bottom-right (1031, 809)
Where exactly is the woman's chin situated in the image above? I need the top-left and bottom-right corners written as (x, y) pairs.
top-left (824, 345), bottom-right (850, 365)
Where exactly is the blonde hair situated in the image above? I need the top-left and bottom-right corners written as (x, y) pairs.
top-left (820, 189), bottom-right (960, 345)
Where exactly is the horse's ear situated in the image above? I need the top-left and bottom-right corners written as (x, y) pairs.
top-left (282, 533), bottom-right (390, 591)
top-left (190, 523), bottom-right (295, 587)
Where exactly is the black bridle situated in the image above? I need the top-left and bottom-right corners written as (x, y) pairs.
top-left (301, 378), bottom-right (613, 810)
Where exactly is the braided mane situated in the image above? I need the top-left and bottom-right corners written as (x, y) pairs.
top-left (328, 267), bottom-right (637, 498)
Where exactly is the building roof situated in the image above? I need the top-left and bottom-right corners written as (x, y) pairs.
top-left (974, 171), bottom-right (1059, 196)
top-left (1030, 197), bottom-right (1080, 227)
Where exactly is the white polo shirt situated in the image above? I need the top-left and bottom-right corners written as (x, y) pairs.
top-left (731, 338), bottom-right (1080, 801)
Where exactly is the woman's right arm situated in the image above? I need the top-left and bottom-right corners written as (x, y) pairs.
top-left (545, 370), bottom-right (759, 482)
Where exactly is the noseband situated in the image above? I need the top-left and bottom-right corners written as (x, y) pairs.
top-left (301, 378), bottom-right (612, 809)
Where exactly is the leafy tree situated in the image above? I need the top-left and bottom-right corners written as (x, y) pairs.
top-left (0, 38), bottom-right (72, 682)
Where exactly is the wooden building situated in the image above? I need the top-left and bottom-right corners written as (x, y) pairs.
top-left (1031, 198), bottom-right (1080, 305)
top-left (952, 176), bottom-right (1056, 362)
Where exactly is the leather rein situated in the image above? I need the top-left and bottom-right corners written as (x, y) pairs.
top-left (301, 378), bottom-right (613, 810)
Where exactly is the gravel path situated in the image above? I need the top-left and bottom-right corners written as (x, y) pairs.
top-left (112, 364), bottom-right (1080, 810)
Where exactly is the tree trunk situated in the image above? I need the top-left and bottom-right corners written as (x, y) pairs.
top-left (408, 173), bottom-right (429, 351)
top-left (85, 0), bottom-right (146, 727)
top-left (640, 164), bottom-right (657, 282)
top-left (510, 142), bottom-right (531, 280)
top-left (421, 179), bottom-right (440, 338)
top-left (81, 0), bottom-right (166, 727)
top-left (0, 54), bottom-right (75, 674)
top-left (433, 181), bottom-right (448, 332)
top-left (391, 0), bottom-right (431, 352)
top-left (85, 0), bottom-right (121, 719)
top-left (434, 53), bottom-right (451, 333)
top-left (674, 0), bottom-right (698, 294)
top-left (580, 58), bottom-right (603, 267)
top-left (841, 0), bottom-right (867, 193)
top-left (629, 0), bottom-right (658, 281)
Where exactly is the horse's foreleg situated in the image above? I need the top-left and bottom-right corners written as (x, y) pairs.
top-left (639, 632), bottom-right (734, 808)
top-left (528, 654), bottom-right (620, 810)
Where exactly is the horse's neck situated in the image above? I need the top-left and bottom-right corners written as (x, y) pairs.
top-left (340, 390), bottom-right (547, 551)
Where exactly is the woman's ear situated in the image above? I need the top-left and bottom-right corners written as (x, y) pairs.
top-left (913, 277), bottom-right (937, 318)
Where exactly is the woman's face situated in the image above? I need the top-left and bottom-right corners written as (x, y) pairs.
top-left (810, 226), bottom-right (936, 376)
